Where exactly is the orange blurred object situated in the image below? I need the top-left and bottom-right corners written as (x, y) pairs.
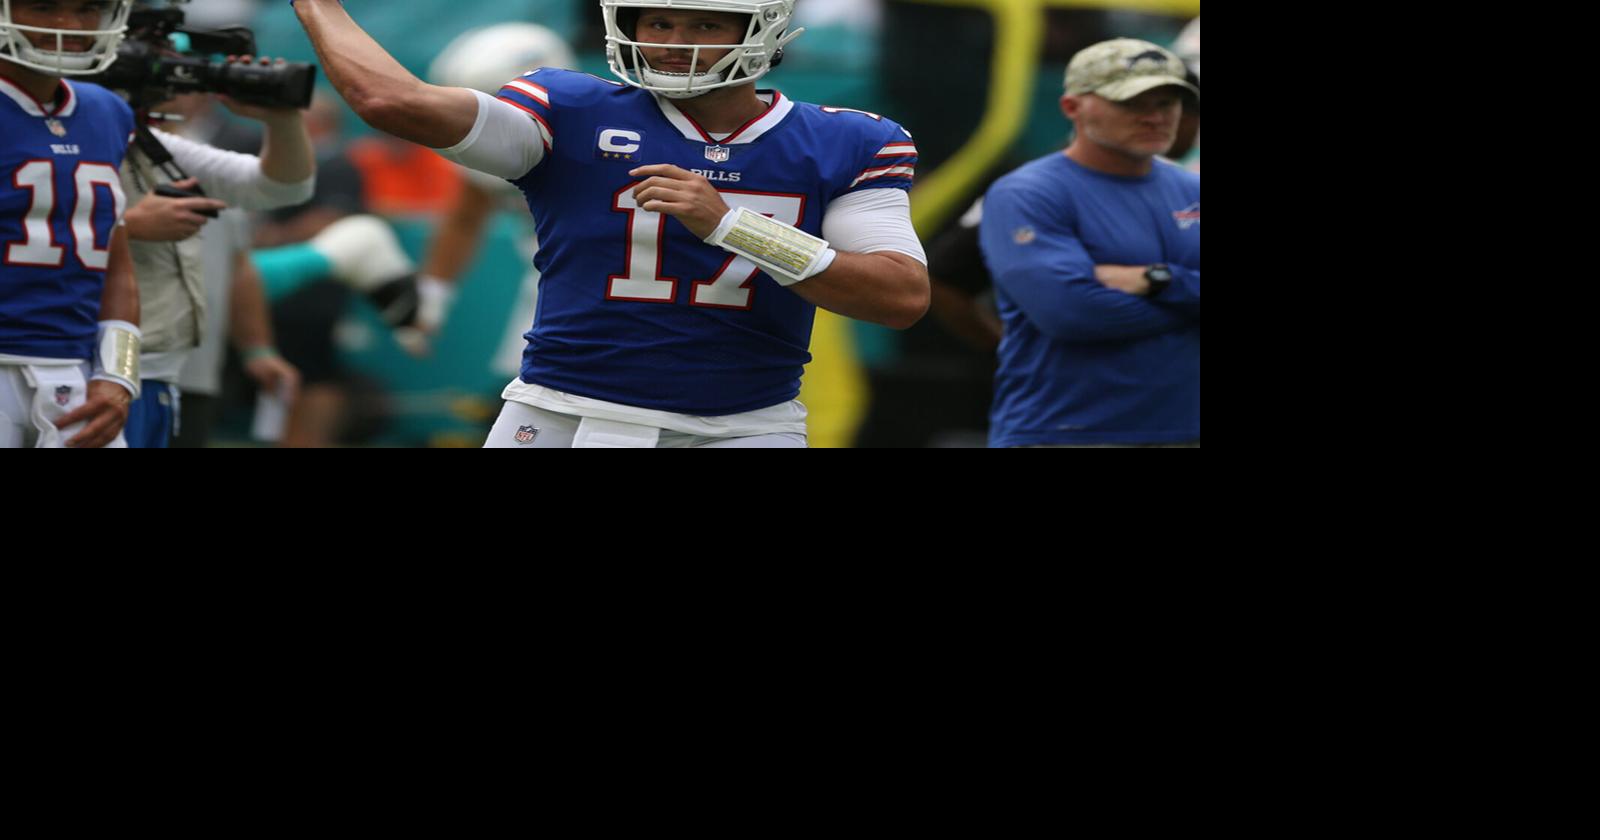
top-left (347, 137), bottom-right (463, 216)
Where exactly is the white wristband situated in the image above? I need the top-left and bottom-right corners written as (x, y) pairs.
top-left (416, 275), bottom-right (457, 332)
top-left (705, 207), bottom-right (837, 287)
top-left (91, 319), bottom-right (141, 399)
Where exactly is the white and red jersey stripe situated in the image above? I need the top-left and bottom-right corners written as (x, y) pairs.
top-left (850, 164), bottom-right (916, 189)
top-left (496, 78), bottom-right (555, 151)
top-left (503, 78), bottom-right (550, 108)
top-left (875, 142), bottom-right (918, 159)
top-left (654, 91), bottom-right (793, 145)
top-left (0, 76), bottom-right (78, 117)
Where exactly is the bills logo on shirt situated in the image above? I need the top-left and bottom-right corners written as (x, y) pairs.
top-left (1173, 202), bottom-right (1200, 230)
top-left (597, 128), bottom-right (643, 162)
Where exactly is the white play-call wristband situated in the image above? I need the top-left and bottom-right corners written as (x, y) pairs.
top-left (91, 320), bottom-right (141, 399)
top-left (705, 207), bottom-right (837, 287)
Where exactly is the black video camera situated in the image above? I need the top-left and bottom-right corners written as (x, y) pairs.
top-left (89, 2), bottom-right (316, 111)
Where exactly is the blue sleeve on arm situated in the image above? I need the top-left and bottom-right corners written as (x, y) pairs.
top-left (980, 181), bottom-right (1192, 343)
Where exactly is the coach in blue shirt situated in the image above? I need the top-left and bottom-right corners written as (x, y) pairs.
top-left (980, 39), bottom-right (1200, 448)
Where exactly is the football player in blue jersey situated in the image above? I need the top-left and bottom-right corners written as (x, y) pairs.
top-left (1, 0), bottom-right (143, 448)
top-left (294, 0), bottom-right (930, 448)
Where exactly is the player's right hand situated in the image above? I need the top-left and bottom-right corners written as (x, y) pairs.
top-left (58, 380), bottom-right (132, 449)
top-left (629, 165), bottom-right (731, 241)
top-left (125, 179), bottom-right (229, 242)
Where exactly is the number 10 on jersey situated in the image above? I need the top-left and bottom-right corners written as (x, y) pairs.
top-left (7, 161), bottom-right (124, 271)
top-left (609, 185), bottom-right (806, 310)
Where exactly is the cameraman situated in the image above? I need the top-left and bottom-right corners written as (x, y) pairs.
top-left (120, 55), bottom-right (315, 447)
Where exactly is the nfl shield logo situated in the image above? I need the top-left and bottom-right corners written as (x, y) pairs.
top-left (55, 386), bottom-right (72, 407)
top-left (704, 145), bottom-right (731, 163)
top-left (46, 119), bottom-right (67, 138)
top-left (515, 425), bottom-right (539, 445)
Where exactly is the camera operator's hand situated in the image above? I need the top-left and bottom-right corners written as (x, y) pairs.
top-left (215, 55), bottom-right (317, 188)
top-left (125, 179), bottom-right (229, 243)
top-left (218, 56), bottom-right (307, 121)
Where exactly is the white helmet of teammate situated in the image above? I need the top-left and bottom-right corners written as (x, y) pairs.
top-left (1173, 16), bottom-right (1199, 79)
top-left (601, 0), bottom-right (804, 99)
top-left (0, 0), bottom-right (133, 76)
top-left (429, 22), bottom-right (577, 94)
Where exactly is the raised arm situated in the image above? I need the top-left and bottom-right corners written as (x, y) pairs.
top-left (293, 0), bottom-right (479, 148)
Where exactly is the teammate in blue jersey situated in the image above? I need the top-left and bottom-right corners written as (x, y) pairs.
top-left (294, 0), bottom-right (930, 448)
top-left (1, 0), bottom-right (143, 448)
top-left (980, 39), bottom-right (1200, 448)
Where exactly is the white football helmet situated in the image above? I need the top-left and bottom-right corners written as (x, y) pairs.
top-left (601, 0), bottom-right (803, 99)
top-left (0, 0), bottom-right (133, 76)
top-left (429, 22), bottom-right (577, 94)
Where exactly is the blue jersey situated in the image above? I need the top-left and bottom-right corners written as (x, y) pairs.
top-left (496, 69), bottom-right (917, 416)
top-left (0, 76), bottom-right (134, 360)
top-left (981, 153), bottom-right (1200, 447)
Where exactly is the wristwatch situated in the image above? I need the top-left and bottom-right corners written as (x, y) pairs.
top-left (1144, 264), bottom-right (1173, 298)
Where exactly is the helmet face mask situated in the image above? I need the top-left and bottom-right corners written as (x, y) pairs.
top-left (0, 0), bottom-right (134, 77)
top-left (600, 0), bottom-right (802, 99)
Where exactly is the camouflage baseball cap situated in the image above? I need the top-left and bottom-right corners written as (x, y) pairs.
top-left (1064, 38), bottom-right (1199, 101)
